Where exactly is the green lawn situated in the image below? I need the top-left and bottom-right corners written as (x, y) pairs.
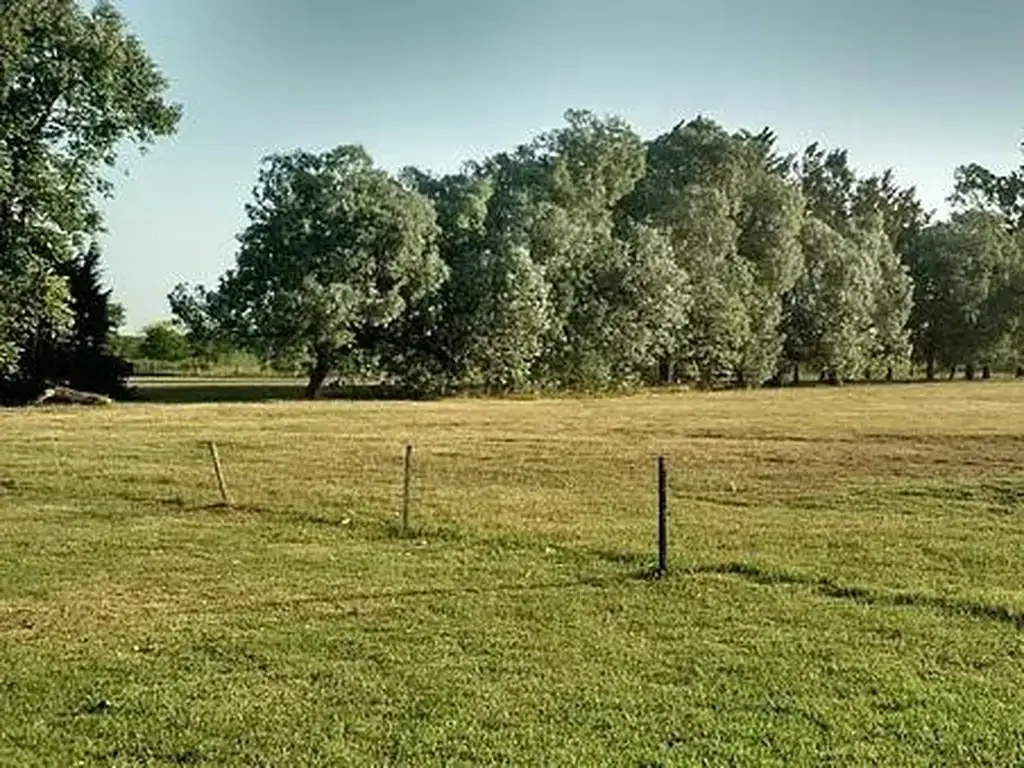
top-left (1, 383), bottom-right (1024, 765)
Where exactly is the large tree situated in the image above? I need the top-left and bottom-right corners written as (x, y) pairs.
top-left (416, 109), bottom-right (678, 391)
top-left (784, 219), bottom-right (878, 384)
top-left (626, 118), bottom-right (804, 386)
top-left (0, 251), bottom-right (72, 402)
top-left (0, 0), bottom-right (180, 400)
top-left (790, 143), bottom-right (925, 379)
top-left (733, 141), bottom-right (805, 385)
top-left (396, 168), bottom-right (552, 392)
top-left (55, 241), bottom-right (133, 395)
top-left (520, 110), bottom-right (657, 388)
top-left (854, 217), bottom-right (913, 379)
top-left (173, 146), bottom-right (447, 398)
top-left (945, 144), bottom-right (1024, 375)
top-left (674, 187), bottom-right (752, 387)
top-left (908, 211), bottom-right (1023, 379)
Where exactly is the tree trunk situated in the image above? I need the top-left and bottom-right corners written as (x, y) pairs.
top-left (982, 365), bottom-right (991, 380)
top-left (965, 363), bottom-right (976, 381)
top-left (948, 366), bottom-right (957, 381)
top-left (699, 368), bottom-right (713, 391)
top-left (926, 356), bottom-right (936, 381)
top-left (658, 357), bottom-right (675, 385)
top-left (792, 363), bottom-right (800, 386)
top-left (885, 367), bottom-right (894, 382)
top-left (305, 357), bottom-right (331, 399)
top-left (1017, 366), bottom-right (1023, 379)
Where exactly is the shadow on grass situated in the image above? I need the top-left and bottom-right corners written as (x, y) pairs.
top-left (585, 548), bottom-right (1024, 629)
top-left (128, 373), bottom-right (1022, 405)
top-left (130, 380), bottom-right (307, 404)
top-left (694, 561), bottom-right (1024, 630)
top-left (128, 379), bottom-right (435, 404)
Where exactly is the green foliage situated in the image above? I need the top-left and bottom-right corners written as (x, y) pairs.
top-left (669, 186), bottom-right (751, 386)
top-left (786, 219), bottom-right (877, 382)
top-left (457, 243), bottom-right (552, 391)
top-left (852, 169), bottom-right (932, 258)
top-left (791, 142), bottom-right (930, 380)
top-left (794, 143), bottom-right (857, 233)
top-left (0, 0), bottom-right (180, 259)
top-left (734, 151), bottom-right (806, 385)
top-left (908, 211), bottom-right (1024, 376)
top-left (0, 0), bottom-right (179, 401)
top-left (173, 110), bottom-right (1024, 394)
top-left (398, 110), bottom-right (669, 392)
top-left (625, 118), bottom-right (807, 385)
top-left (52, 241), bottom-right (133, 395)
top-left (952, 145), bottom-right (1024, 232)
top-left (516, 110), bottom-right (653, 388)
top-left (853, 216), bottom-right (914, 376)
top-left (394, 169), bottom-right (550, 392)
top-left (138, 321), bottom-right (190, 363)
top-left (166, 282), bottom-right (235, 366)
top-left (0, 251), bottom-right (73, 401)
top-left (179, 146), bottom-right (446, 397)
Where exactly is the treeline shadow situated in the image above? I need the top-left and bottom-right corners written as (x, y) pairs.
top-left (130, 380), bottom-right (307, 404)
top-left (128, 379), bottom-right (434, 404)
top-left (128, 372), bottom-right (1023, 405)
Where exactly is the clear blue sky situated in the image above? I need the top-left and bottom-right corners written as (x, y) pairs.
top-left (101, 0), bottom-right (1024, 331)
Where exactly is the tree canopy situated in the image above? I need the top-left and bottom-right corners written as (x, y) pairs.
top-left (174, 146), bottom-right (446, 397)
top-left (171, 109), bottom-right (1024, 397)
top-left (0, 0), bottom-right (180, 402)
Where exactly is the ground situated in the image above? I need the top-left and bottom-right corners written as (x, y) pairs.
top-left (1, 382), bottom-right (1023, 765)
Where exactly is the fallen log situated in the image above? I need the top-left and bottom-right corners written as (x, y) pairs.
top-left (33, 386), bottom-right (113, 407)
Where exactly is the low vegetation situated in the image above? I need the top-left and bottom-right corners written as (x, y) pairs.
top-left (1, 383), bottom-right (1023, 764)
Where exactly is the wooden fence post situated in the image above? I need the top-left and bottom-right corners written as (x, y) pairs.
top-left (208, 441), bottom-right (232, 507)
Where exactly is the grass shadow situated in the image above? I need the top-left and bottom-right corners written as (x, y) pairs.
top-left (130, 380), bottom-right (307, 404)
top-left (129, 379), bottom-right (437, 405)
top-left (696, 561), bottom-right (1024, 630)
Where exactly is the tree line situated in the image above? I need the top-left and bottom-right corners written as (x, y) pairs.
top-left (171, 113), bottom-right (1024, 397)
top-left (2, 2), bottom-right (1022, 403)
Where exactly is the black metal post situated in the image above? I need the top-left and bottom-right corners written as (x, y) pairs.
top-left (402, 444), bottom-right (413, 534)
top-left (657, 455), bottom-right (667, 576)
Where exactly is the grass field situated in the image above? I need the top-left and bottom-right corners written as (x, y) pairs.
top-left (2, 382), bottom-right (1024, 765)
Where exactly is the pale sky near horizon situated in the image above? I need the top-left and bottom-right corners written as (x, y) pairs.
top-left (99, 0), bottom-right (1024, 331)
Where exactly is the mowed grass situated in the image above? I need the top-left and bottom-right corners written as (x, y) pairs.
top-left (1, 384), bottom-right (1024, 765)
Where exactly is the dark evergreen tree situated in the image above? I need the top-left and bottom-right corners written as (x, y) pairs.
top-left (53, 242), bottom-right (133, 398)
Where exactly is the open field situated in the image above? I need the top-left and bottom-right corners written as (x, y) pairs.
top-left (2, 383), bottom-right (1024, 765)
